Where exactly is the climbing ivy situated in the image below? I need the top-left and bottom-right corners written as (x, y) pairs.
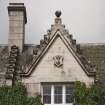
top-left (0, 82), bottom-right (105, 105)
top-left (74, 81), bottom-right (105, 105)
top-left (26, 96), bottom-right (42, 105)
top-left (0, 83), bottom-right (42, 105)
top-left (0, 83), bottom-right (26, 105)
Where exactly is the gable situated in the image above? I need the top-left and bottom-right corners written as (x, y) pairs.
top-left (22, 31), bottom-right (94, 86)
top-left (22, 31), bottom-right (95, 77)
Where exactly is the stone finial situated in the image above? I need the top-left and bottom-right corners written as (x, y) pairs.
top-left (55, 10), bottom-right (61, 17)
top-left (55, 11), bottom-right (62, 25)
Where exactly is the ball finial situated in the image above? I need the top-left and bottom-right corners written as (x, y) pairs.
top-left (55, 10), bottom-right (61, 17)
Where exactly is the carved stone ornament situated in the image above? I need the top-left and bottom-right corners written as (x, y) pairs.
top-left (53, 55), bottom-right (64, 67)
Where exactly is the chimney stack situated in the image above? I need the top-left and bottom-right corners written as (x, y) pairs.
top-left (8, 3), bottom-right (27, 53)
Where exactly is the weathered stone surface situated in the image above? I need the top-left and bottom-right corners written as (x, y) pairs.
top-left (8, 3), bottom-right (27, 53)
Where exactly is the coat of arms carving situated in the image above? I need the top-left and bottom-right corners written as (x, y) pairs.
top-left (53, 55), bottom-right (64, 67)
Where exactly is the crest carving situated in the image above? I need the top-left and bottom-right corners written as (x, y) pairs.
top-left (53, 55), bottom-right (64, 67)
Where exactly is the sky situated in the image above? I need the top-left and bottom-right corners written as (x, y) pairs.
top-left (0, 0), bottom-right (105, 44)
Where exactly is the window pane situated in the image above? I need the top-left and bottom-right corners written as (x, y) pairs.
top-left (43, 85), bottom-right (51, 104)
top-left (66, 95), bottom-right (74, 103)
top-left (43, 85), bottom-right (51, 95)
top-left (54, 85), bottom-right (62, 103)
top-left (43, 96), bottom-right (51, 104)
top-left (66, 85), bottom-right (74, 103)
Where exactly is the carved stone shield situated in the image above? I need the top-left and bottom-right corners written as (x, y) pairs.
top-left (53, 55), bottom-right (64, 67)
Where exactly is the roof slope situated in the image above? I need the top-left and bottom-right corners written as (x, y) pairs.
top-left (0, 46), bottom-right (8, 73)
top-left (1, 44), bottom-right (105, 83)
top-left (81, 44), bottom-right (105, 84)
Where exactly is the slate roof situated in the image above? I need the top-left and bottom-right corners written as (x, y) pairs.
top-left (80, 44), bottom-right (105, 84)
top-left (0, 43), bottom-right (105, 84)
top-left (0, 46), bottom-right (8, 73)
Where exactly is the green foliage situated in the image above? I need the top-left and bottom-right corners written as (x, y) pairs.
top-left (74, 81), bottom-right (105, 105)
top-left (1, 81), bottom-right (105, 105)
top-left (88, 84), bottom-right (105, 105)
top-left (0, 83), bottom-right (26, 105)
top-left (26, 96), bottom-right (42, 105)
top-left (0, 83), bottom-right (42, 105)
top-left (74, 81), bottom-right (87, 105)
